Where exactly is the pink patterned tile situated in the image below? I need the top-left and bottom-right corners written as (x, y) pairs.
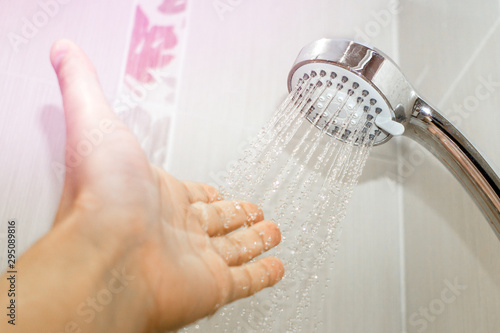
top-left (119, 105), bottom-right (171, 166)
top-left (126, 6), bottom-right (177, 83)
top-left (158, 0), bottom-right (187, 14)
top-left (117, 1), bottom-right (188, 166)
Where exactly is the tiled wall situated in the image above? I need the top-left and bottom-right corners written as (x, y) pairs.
top-left (399, 1), bottom-right (500, 332)
top-left (0, 0), bottom-right (136, 260)
top-left (118, 1), bottom-right (189, 167)
top-left (1, 1), bottom-right (500, 332)
top-left (173, 1), bottom-right (403, 332)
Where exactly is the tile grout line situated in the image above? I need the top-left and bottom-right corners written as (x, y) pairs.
top-left (396, 139), bottom-right (407, 333)
top-left (165, 0), bottom-right (194, 173)
top-left (391, 5), bottom-right (407, 332)
top-left (437, 16), bottom-right (500, 109)
top-left (114, 0), bottom-right (140, 99)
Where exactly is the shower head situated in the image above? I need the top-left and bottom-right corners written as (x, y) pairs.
top-left (287, 38), bottom-right (500, 239)
top-left (287, 38), bottom-right (414, 146)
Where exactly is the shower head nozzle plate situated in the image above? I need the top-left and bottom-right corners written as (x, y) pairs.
top-left (288, 38), bottom-right (415, 146)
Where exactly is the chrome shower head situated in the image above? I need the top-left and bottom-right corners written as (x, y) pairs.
top-left (287, 38), bottom-right (414, 146)
top-left (287, 38), bottom-right (500, 238)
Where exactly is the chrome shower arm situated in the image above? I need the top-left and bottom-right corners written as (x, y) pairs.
top-left (407, 98), bottom-right (500, 237)
top-left (289, 38), bottom-right (500, 241)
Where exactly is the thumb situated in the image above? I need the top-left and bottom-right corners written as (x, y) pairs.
top-left (50, 39), bottom-right (149, 221)
top-left (50, 39), bottom-right (119, 150)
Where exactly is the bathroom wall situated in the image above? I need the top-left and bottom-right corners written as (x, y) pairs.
top-left (1, 1), bottom-right (499, 333)
top-left (398, 1), bottom-right (500, 332)
top-left (0, 0), bottom-right (136, 261)
top-left (171, 0), bottom-right (404, 332)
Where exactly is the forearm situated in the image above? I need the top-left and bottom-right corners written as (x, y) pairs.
top-left (0, 220), bottom-right (149, 333)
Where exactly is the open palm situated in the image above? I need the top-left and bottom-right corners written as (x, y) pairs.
top-left (8, 39), bottom-right (284, 333)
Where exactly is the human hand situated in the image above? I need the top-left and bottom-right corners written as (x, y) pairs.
top-left (0, 39), bottom-right (284, 333)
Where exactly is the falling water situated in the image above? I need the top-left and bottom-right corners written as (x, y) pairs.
top-left (185, 70), bottom-right (380, 332)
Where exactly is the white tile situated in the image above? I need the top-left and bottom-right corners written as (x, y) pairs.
top-left (176, 1), bottom-right (403, 332)
top-left (399, 1), bottom-right (500, 332)
top-left (0, 1), bottom-right (136, 99)
top-left (324, 157), bottom-right (403, 333)
top-left (0, 73), bottom-right (65, 258)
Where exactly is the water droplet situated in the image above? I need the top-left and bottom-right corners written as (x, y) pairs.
top-left (217, 82), bottom-right (375, 331)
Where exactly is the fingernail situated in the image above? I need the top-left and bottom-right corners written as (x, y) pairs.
top-left (51, 41), bottom-right (69, 71)
top-left (52, 50), bottom-right (67, 71)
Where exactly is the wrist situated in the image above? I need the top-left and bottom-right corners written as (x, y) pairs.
top-left (1, 216), bottom-right (151, 333)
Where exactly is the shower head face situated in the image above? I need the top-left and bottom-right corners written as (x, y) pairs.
top-left (288, 39), bottom-right (417, 145)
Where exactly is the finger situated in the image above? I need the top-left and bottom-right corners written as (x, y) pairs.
top-left (211, 220), bottom-right (281, 266)
top-left (183, 181), bottom-right (222, 204)
top-left (50, 39), bottom-right (120, 219)
top-left (228, 257), bottom-right (284, 303)
top-left (50, 40), bottom-right (149, 221)
top-left (50, 39), bottom-right (123, 152)
top-left (191, 201), bottom-right (264, 236)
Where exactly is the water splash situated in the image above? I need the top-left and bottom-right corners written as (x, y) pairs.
top-left (186, 71), bottom-right (379, 332)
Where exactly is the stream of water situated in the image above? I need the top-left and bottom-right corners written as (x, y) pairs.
top-left (185, 71), bottom-right (378, 332)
